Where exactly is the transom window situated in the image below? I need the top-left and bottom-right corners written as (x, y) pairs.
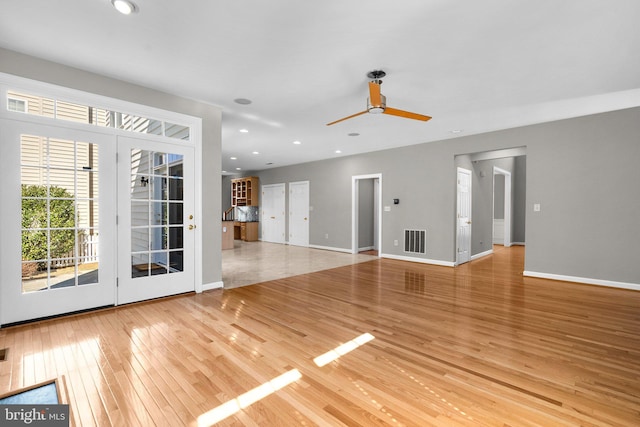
top-left (7, 90), bottom-right (190, 141)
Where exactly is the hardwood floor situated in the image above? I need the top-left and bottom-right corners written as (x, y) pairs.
top-left (1, 246), bottom-right (639, 426)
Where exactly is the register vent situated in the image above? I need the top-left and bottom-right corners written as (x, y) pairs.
top-left (404, 229), bottom-right (426, 254)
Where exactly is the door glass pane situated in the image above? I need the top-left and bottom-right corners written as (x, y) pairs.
top-left (132, 228), bottom-right (149, 252)
top-left (132, 253), bottom-right (149, 278)
top-left (168, 202), bottom-right (183, 224)
top-left (151, 201), bottom-right (165, 225)
top-left (129, 148), bottom-right (185, 278)
top-left (150, 227), bottom-right (167, 251)
top-left (169, 226), bottom-right (183, 249)
top-left (150, 176), bottom-right (167, 200)
top-left (170, 251), bottom-right (183, 273)
top-left (151, 252), bottom-right (168, 275)
top-left (168, 178), bottom-right (183, 200)
top-left (21, 135), bottom-right (99, 292)
top-left (131, 201), bottom-right (149, 226)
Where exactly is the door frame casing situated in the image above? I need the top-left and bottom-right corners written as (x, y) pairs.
top-left (0, 73), bottom-right (203, 325)
top-left (493, 166), bottom-right (512, 247)
top-left (455, 167), bottom-right (472, 265)
top-left (492, 166), bottom-right (512, 248)
top-left (351, 173), bottom-right (382, 255)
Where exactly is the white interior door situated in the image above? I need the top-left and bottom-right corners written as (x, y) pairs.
top-left (261, 183), bottom-right (285, 244)
top-left (0, 120), bottom-right (116, 324)
top-left (288, 181), bottom-right (309, 247)
top-left (117, 136), bottom-right (195, 305)
top-left (456, 167), bottom-right (472, 264)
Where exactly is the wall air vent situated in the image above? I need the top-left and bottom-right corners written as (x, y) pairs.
top-left (404, 229), bottom-right (426, 254)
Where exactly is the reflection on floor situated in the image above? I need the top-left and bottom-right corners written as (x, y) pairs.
top-left (222, 240), bottom-right (377, 288)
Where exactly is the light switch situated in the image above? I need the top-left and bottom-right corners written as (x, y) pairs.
top-left (533, 203), bottom-right (541, 212)
top-left (384, 206), bottom-right (391, 212)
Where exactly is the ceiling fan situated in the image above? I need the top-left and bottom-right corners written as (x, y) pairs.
top-left (326, 70), bottom-right (432, 126)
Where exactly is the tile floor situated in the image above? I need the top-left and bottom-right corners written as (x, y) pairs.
top-left (222, 240), bottom-right (377, 288)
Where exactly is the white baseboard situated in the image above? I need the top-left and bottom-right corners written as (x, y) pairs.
top-left (471, 249), bottom-right (493, 261)
top-left (202, 281), bottom-right (224, 292)
top-left (358, 246), bottom-right (375, 252)
top-left (380, 253), bottom-right (455, 267)
top-left (309, 244), bottom-right (354, 254)
top-left (523, 271), bottom-right (640, 291)
top-left (512, 242), bottom-right (525, 246)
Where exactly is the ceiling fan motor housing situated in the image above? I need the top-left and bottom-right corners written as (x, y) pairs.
top-left (368, 94), bottom-right (386, 113)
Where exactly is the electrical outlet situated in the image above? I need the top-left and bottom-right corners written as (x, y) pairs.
top-left (534, 203), bottom-right (541, 212)
top-left (325, 233), bottom-right (329, 239)
top-left (394, 239), bottom-right (398, 246)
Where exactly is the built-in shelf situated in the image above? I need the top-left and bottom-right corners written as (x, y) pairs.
top-left (231, 176), bottom-right (259, 207)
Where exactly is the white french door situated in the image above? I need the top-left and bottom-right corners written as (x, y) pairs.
top-left (116, 136), bottom-right (195, 305)
top-left (0, 120), bottom-right (116, 324)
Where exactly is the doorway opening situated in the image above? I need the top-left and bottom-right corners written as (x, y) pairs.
top-left (493, 167), bottom-right (512, 247)
top-left (352, 174), bottom-right (381, 255)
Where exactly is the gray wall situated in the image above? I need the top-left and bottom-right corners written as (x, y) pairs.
top-left (257, 107), bottom-right (640, 284)
top-left (0, 48), bottom-right (223, 286)
top-left (222, 175), bottom-right (234, 214)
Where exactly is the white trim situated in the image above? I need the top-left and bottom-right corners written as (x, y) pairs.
top-left (352, 173), bottom-right (382, 255)
top-left (0, 72), bottom-right (204, 308)
top-left (523, 271), bottom-right (640, 291)
top-left (380, 253), bottom-right (455, 267)
top-left (512, 242), bottom-right (526, 246)
top-left (493, 166), bottom-right (512, 247)
top-left (309, 244), bottom-right (353, 254)
top-left (358, 246), bottom-right (375, 252)
top-left (471, 249), bottom-right (494, 260)
top-left (202, 281), bottom-right (224, 291)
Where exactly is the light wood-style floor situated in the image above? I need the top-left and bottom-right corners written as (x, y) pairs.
top-left (1, 245), bottom-right (639, 426)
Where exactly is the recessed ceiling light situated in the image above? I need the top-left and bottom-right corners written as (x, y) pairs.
top-left (222, 170), bottom-right (227, 173)
top-left (111, 0), bottom-right (138, 15)
top-left (234, 98), bottom-right (252, 105)
top-left (335, 150), bottom-right (342, 154)
top-left (450, 129), bottom-right (462, 134)
top-left (293, 140), bottom-right (301, 145)
top-left (239, 129), bottom-right (249, 133)
top-left (252, 151), bottom-right (259, 155)
top-left (266, 162), bottom-right (273, 165)
top-left (230, 157), bottom-right (237, 160)
top-left (348, 133), bottom-right (360, 137)
top-left (236, 167), bottom-right (242, 170)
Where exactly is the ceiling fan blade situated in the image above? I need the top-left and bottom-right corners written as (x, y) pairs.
top-left (383, 107), bottom-right (432, 122)
top-left (326, 110), bottom-right (368, 126)
top-left (369, 81), bottom-right (382, 107)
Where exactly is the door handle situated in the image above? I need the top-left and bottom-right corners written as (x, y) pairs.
top-left (270, 216), bottom-right (275, 219)
top-left (304, 217), bottom-right (308, 221)
top-left (189, 224), bottom-right (197, 230)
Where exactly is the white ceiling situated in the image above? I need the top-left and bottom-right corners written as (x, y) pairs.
top-left (2, 1), bottom-right (640, 174)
